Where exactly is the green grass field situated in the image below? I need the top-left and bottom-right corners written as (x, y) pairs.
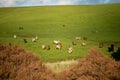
top-left (0, 4), bottom-right (120, 62)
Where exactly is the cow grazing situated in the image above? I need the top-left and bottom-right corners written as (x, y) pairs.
top-left (42, 45), bottom-right (46, 49)
top-left (63, 24), bottom-right (66, 27)
top-left (68, 46), bottom-right (73, 53)
top-left (32, 38), bottom-right (36, 42)
top-left (72, 41), bottom-right (77, 45)
top-left (19, 27), bottom-right (23, 30)
top-left (32, 36), bottom-right (38, 42)
top-left (83, 37), bottom-right (87, 41)
top-left (92, 30), bottom-right (98, 33)
top-left (76, 37), bottom-right (81, 40)
top-left (23, 39), bottom-right (27, 43)
top-left (35, 36), bottom-right (38, 40)
top-left (81, 42), bottom-right (86, 46)
top-left (8, 42), bottom-right (12, 47)
top-left (99, 42), bottom-right (104, 48)
top-left (108, 44), bottom-right (114, 52)
top-left (13, 35), bottom-right (17, 39)
top-left (56, 43), bottom-right (62, 50)
top-left (46, 45), bottom-right (50, 50)
top-left (53, 40), bottom-right (62, 49)
top-left (53, 40), bottom-right (60, 45)
top-left (42, 45), bottom-right (50, 50)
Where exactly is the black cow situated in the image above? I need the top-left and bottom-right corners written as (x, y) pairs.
top-left (83, 37), bottom-right (87, 41)
top-left (108, 44), bottom-right (114, 52)
top-left (23, 39), bottom-right (27, 43)
top-left (19, 27), bottom-right (23, 30)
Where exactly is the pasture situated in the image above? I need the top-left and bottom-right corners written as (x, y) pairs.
top-left (0, 4), bottom-right (120, 62)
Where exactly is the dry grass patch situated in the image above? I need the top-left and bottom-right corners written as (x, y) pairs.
top-left (45, 59), bottom-right (78, 73)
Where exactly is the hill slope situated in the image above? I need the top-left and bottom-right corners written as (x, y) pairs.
top-left (0, 4), bottom-right (120, 62)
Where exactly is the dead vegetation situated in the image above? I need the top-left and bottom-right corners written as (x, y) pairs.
top-left (56, 48), bottom-right (120, 80)
top-left (0, 44), bottom-right (120, 80)
top-left (0, 43), bottom-right (55, 80)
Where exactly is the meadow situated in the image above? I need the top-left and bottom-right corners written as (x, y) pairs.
top-left (0, 4), bottom-right (120, 62)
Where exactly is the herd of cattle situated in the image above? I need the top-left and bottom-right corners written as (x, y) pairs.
top-left (13, 34), bottom-right (88, 53)
top-left (13, 31), bottom-right (120, 60)
top-left (13, 35), bottom-right (120, 60)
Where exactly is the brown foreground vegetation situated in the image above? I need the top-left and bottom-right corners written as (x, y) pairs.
top-left (0, 44), bottom-right (55, 80)
top-left (0, 44), bottom-right (120, 80)
top-left (56, 48), bottom-right (120, 80)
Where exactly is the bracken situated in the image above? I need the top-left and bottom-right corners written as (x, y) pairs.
top-left (57, 48), bottom-right (120, 80)
top-left (0, 44), bottom-right (55, 80)
top-left (0, 44), bottom-right (120, 80)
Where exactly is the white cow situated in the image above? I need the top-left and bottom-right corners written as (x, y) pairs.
top-left (42, 45), bottom-right (46, 49)
top-left (32, 38), bottom-right (36, 42)
top-left (76, 36), bottom-right (81, 40)
top-left (68, 46), bottom-right (73, 53)
top-left (53, 40), bottom-right (60, 44)
top-left (56, 44), bottom-right (62, 50)
top-left (81, 42), bottom-right (86, 46)
top-left (13, 35), bottom-right (17, 39)
top-left (35, 36), bottom-right (38, 40)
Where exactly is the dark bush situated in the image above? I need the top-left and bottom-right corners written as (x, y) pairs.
top-left (112, 47), bottom-right (120, 61)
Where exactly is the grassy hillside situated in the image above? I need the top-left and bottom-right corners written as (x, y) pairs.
top-left (0, 4), bottom-right (120, 62)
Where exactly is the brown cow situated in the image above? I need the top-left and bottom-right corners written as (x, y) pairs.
top-left (72, 41), bottom-right (77, 45)
top-left (42, 45), bottom-right (50, 50)
top-left (99, 42), bottom-right (104, 48)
